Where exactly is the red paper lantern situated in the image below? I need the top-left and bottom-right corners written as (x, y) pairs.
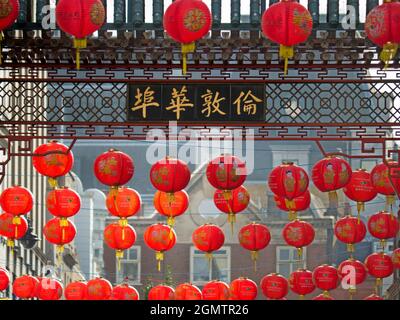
top-left (343, 169), bottom-right (378, 218)
top-left (164, 0), bottom-right (211, 74)
top-left (0, 212), bottom-right (28, 248)
top-left (202, 280), bottom-right (230, 300)
top-left (0, 185), bottom-right (33, 216)
top-left (274, 189), bottom-right (310, 221)
top-left (365, 1), bottom-right (400, 67)
top-left (238, 223), bottom-right (271, 271)
top-left (371, 161), bottom-right (399, 201)
top-left (0, 0), bottom-right (19, 64)
top-left (206, 154), bottom-right (247, 191)
top-left (0, 267), bottom-right (10, 291)
top-left (150, 157), bottom-right (191, 193)
top-left (33, 141), bottom-right (74, 187)
top-left (368, 211), bottom-right (399, 250)
top-left (312, 293), bottom-right (334, 300)
top-left (104, 222), bottom-right (136, 265)
top-left (46, 187), bottom-right (81, 218)
top-left (175, 283), bottom-right (202, 300)
top-left (111, 284), bottom-right (139, 300)
top-left (86, 278), bottom-right (113, 300)
top-left (43, 217), bottom-right (76, 253)
top-left (106, 187), bottom-right (141, 219)
top-left (338, 259), bottom-right (367, 294)
top-left (268, 162), bottom-right (309, 212)
top-left (289, 269), bottom-right (315, 298)
top-left (260, 273), bottom-right (288, 300)
top-left (144, 223), bottom-right (177, 271)
top-left (154, 190), bottom-right (189, 227)
top-left (56, 0), bottom-right (105, 69)
top-left (12, 275), bottom-right (39, 299)
top-left (36, 278), bottom-right (63, 300)
top-left (282, 220), bottom-right (315, 257)
top-left (214, 186), bottom-right (249, 230)
top-left (334, 215), bottom-right (367, 253)
top-left (312, 265), bottom-right (339, 295)
top-left (261, 0), bottom-right (313, 74)
top-left (311, 157), bottom-right (351, 204)
top-left (93, 149), bottom-right (134, 187)
top-left (364, 294), bottom-right (384, 300)
top-left (229, 277), bottom-right (258, 300)
top-left (365, 253), bottom-right (394, 281)
top-left (148, 285), bottom-right (175, 300)
top-left (65, 281), bottom-right (88, 300)
top-left (192, 224), bottom-right (225, 261)
top-left (392, 248), bottom-right (400, 269)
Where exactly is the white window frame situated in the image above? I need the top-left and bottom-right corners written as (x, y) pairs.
top-left (190, 246), bottom-right (231, 285)
top-left (276, 246), bottom-right (307, 277)
top-left (115, 246), bottom-right (141, 285)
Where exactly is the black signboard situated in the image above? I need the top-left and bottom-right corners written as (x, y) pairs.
top-left (127, 83), bottom-right (265, 122)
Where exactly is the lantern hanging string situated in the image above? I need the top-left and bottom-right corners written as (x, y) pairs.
top-left (250, 250), bottom-right (258, 272)
top-left (222, 190), bottom-right (235, 235)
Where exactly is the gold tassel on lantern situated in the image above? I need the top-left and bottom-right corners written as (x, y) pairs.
top-left (379, 42), bottom-right (398, 69)
top-left (322, 290), bottom-right (330, 299)
top-left (73, 38), bottom-right (87, 70)
top-left (279, 45), bottom-right (294, 75)
top-left (59, 218), bottom-right (69, 242)
top-left (118, 218), bottom-right (128, 241)
top-left (48, 178), bottom-right (58, 189)
top-left (297, 247), bottom-right (303, 259)
top-left (288, 210), bottom-right (297, 222)
top-left (386, 195), bottom-right (396, 214)
top-left (250, 250), bottom-right (258, 272)
top-left (167, 192), bottom-right (176, 228)
top-left (167, 216), bottom-right (175, 227)
top-left (156, 251), bottom-right (164, 272)
top-left (6, 238), bottom-right (14, 249)
top-left (116, 250), bottom-right (124, 271)
top-left (356, 202), bottom-right (364, 223)
top-left (181, 42), bottom-right (195, 75)
top-left (228, 213), bottom-right (236, 235)
top-left (375, 278), bottom-right (382, 295)
top-left (205, 252), bottom-right (213, 272)
top-left (380, 239), bottom-right (386, 251)
top-left (328, 191), bottom-right (338, 207)
top-left (222, 190), bottom-right (236, 234)
top-left (348, 287), bottom-right (356, 300)
top-left (346, 243), bottom-right (355, 254)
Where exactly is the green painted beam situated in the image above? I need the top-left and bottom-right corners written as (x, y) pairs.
top-left (328, 0), bottom-right (339, 25)
top-left (114, 0), bottom-right (126, 25)
top-left (132, 0), bottom-right (145, 27)
top-left (211, 0), bottom-right (221, 27)
top-left (250, 0), bottom-right (260, 26)
top-left (308, 0), bottom-right (319, 26)
top-left (231, 0), bottom-right (240, 26)
top-left (153, 0), bottom-right (163, 26)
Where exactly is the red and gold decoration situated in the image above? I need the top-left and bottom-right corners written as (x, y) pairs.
top-left (0, 212), bottom-right (28, 248)
top-left (154, 190), bottom-right (189, 227)
top-left (268, 162), bottom-right (309, 220)
top-left (289, 269), bottom-right (315, 299)
top-left (33, 141), bottom-right (74, 188)
top-left (202, 280), bottom-right (230, 300)
top-left (64, 281), bottom-right (88, 300)
top-left (0, 185), bottom-right (33, 216)
top-left (46, 187), bottom-right (80, 218)
top-left (343, 169), bottom-right (378, 220)
top-left (106, 187), bottom-right (141, 219)
top-left (214, 185), bottom-right (250, 233)
top-left (261, 0), bottom-right (313, 74)
top-left (367, 211), bottom-right (399, 250)
top-left (36, 278), bottom-right (63, 301)
top-left (163, 0), bottom-right (212, 74)
top-left (0, 267), bottom-right (10, 291)
top-left (12, 275), bottom-right (39, 299)
top-left (274, 190), bottom-right (311, 221)
top-left (192, 224), bottom-right (225, 264)
top-left (338, 259), bottom-right (367, 299)
top-left (174, 283), bottom-right (202, 300)
top-left (260, 273), bottom-right (288, 300)
top-left (144, 223), bottom-right (177, 271)
top-left (311, 156), bottom-right (351, 205)
top-left (86, 277), bottom-right (113, 300)
top-left (94, 149), bottom-right (134, 187)
top-left (103, 222), bottom-right (136, 269)
top-left (229, 277), bottom-right (258, 300)
top-left (365, 0), bottom-right (400, 67)
top-left (334, 215), bottom-right (367, 254)
top-left (56, 0), bottom-right (105, 69)
top-left (365, 252), bottom-right (394, 294)
top-left (371, 161), bottom-right (400, 212)
top-left (148, 285), bottom-right (175, 300)
top-left (150, 157), bottom-right (191, 193)
top-left (0, 0), bottom-right (19, 64)
top-left (312, 265), bottom-right (339, 299)
top-left (238, 223), bottom-right (271, 271)
top-left (282, 219), bottom-right (315, 258)
top-left (392, 248), bottom-right (400, 269)
top-left (43, 217), bottom-right (76, 254)
top-left (111, 284), bottom-right (139, 300)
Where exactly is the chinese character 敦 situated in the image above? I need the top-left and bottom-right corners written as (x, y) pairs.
top-left (200, 89), bottom-right (227, 118)
top-left (131, 86), bottom-right (160, 119)
top-left (233, 90), bottom-right (262, 115)
top-left (166, 86), bottom-right (194, 120)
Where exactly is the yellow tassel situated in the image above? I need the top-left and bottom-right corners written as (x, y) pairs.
top-left (323, 290), bottom-right (330, 298)
top-left (288, 210), bottom-right (297, 221)
top-left (250, 251), bottom-right (258, 272)
top-left (356, 202), bottom-right (364, 223)
top-left (12, 216), bottom-right (21, 225)
top-left (0, 31), bottom-right (3, 65)
top-left (299, 295), bottom-right (305, 300)
top-left (156, 251), bottom-right (164, 272)
top-left (379, 42), bottom-right (398, 69)
top-left (228, 213), bottom-right (236, 235)
top-left (297, 247), bottom-right (303, 259)
top-left (375, 278), bottom-right (382, 294)
top-left (386, 195), bottom-right (395, 214)
top-left (6, 238), bottom-right (14, 248)
top-left (118, 218), bottom-right (128, 227)
top-left (328, 191), bottom-right (338, 207)
top-left (167, 216), bottom-right (175, 227)
top-left (116, 250), bottom-right (124, 271)
top-left (346, 243), bottom-right (355, 253)
top-left (181, 42), bottom-right (195, 75)
top-left (48, 178), bottom-right (58, 189)
top-left (380, 239), bottom-right (386, 251)
top-left (73, 38), bottom-right (87, 70)
top-left (279, 45), bottom-right (294, 75)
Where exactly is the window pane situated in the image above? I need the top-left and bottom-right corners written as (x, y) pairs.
top-left (128, 248), bottom-right (138, 260)
top-left (118, 262), bottom-right (139, 283)
top-left (279, 249), bottom-right (290, 261)
top-left (278, 264), bottom-right (291, 278)
top-left (193, 257), bottom-right (210, 282)
top-left (212, 257), bottom-right (228, 282)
